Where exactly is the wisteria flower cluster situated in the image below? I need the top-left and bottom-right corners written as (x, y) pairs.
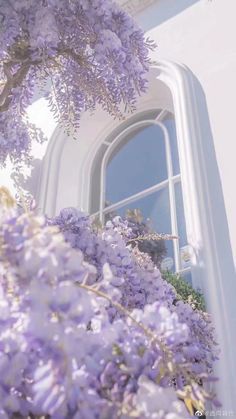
top-left (0, 192), bottom-right (220, 418)
top-left (104, 208), bottom-right (168, 267)
top-left (0, 0), bottom-right (154, 166)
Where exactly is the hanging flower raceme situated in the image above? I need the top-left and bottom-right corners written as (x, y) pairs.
top-left (0, 0), bottom-right (155, 166)
top-left (0, 192), bottom-right (220, 418)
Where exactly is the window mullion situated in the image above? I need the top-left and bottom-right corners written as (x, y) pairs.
top-left (100, 149), bottom-right (107, 224)
top-left (164, 126), bottom-right (181, 272)
top-left (177, 267), bottom-right (191, 274)
top-left (155, 109), bottom-right (167, 121)
top-left (172, 174), bottom-right (181, 183)
top-left (169, 180), bottom-right (181, 271)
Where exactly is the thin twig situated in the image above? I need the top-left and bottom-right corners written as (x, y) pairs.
top-left (127, 233), bottom-right (178, 245)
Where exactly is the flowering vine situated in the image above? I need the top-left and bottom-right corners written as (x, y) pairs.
top-left (0, 190), bottom-right (220, 418)
top-left (0, 0), bottom-right (154, 166)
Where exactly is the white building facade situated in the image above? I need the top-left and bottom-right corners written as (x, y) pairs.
top-left (14, 0), bottom-right (236, 414)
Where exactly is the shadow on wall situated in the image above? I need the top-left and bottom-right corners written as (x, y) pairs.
top-left (138, 0), bottom-right (200, 31)
top-left (188, 69), bottom-right (236, 410)
top-left (11, 158), bottom-right (42, 201)
top-left (190, 71), bottom-right (235, 279)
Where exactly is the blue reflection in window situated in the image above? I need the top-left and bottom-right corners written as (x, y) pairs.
top-left (181, 270), bottom-right (192, 286)
top-left (106, 125), bottom-right (167, 205)
top-left (105, 188), bottom-right (175, 272)
top-left (163, 117), bottom-right (180, 175)
top-left (175, 182), bottom-right (187, 248)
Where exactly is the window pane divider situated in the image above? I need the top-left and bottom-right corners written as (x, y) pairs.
top-left (173, 175), bottom-right (181, 183)
top-left (103, 179), bottom-right (169, 214)
top-left (155, 109), bottom-right (168, 121)
top-left (160, 121), bottom-right (181, 272)
top-left (92, 174), bottom-right (180, 217)
top-left (176, 267), bottom-right (191, 275)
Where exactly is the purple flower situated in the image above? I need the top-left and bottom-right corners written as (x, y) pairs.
top-left (0, 204), bottom-right (218, 417)
top-left (0, 0), bottom-right (154, 167)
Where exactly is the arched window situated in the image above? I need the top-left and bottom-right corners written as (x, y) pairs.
top-left (90, 109), bottom-right (192, 283)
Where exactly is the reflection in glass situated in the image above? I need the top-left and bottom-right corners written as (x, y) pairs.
top-left (181, 270), bottom-right (192, 286)
top-left (90, 144), bottom-right (108, 213)
top-left (163, 117), bottom-right (180, 175)
top-left (180, 245), bottom-right (192, 270)
top-left (175, 181), bottom-right (187, 248)
top-left (105, 188), bottom-right (175, 271)
top-left (105, 124), bottom-right (167, 205)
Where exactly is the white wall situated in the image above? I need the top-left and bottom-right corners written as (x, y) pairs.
top-left (137, 0), bottom-right (236, 263)
top-left (134, 0), bottom-right (236, 412)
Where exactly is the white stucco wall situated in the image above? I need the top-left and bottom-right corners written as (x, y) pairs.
top-left (137, 0), bottom-right (236, 263)
top-left (134, 0), bottom-right (236, 412)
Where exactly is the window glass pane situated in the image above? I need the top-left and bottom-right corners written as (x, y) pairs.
top-left (105, 188), bottom-right (175, 271)
top-left (105, 109), bottom-right (162, 144)
top-left (105, 124), bottom-right (167, 206)
top-left (181, 270), bottom-right (192, 286)
top-left (175, 181), bottom-right (187, 248)
top-left (163, 115), bottom-right (180, 175)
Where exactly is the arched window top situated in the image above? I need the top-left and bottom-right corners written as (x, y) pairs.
top-left (105, 113), bottom-right (180, 207)
top-left (91, 109), bottom-right (175, 212)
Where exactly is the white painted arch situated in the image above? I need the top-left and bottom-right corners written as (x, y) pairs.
top-left (37, 61), bottom-right (236, 411)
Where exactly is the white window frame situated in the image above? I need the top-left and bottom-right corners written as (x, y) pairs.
top-left (96, 112), bottom-right (190, 276)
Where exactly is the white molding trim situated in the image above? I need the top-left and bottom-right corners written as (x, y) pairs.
top-left (155, 61), bottom-right (236, 411)
top-left (117, 0), bottom-right (157, 15)
top-left (37, 127), bottom-right (65, 216)
top-left (38, 61), bottom-right (236, 411)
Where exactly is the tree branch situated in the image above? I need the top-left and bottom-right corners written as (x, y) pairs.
top-left (0, 44), bottom-right (84, 113)
top-left (0, 61), bottom-right (31, 112)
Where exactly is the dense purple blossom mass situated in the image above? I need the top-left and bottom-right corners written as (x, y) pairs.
top-left (0, 200), bottom-right (219, 418)
top-left (0, 0), bottom-right (154, 165)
